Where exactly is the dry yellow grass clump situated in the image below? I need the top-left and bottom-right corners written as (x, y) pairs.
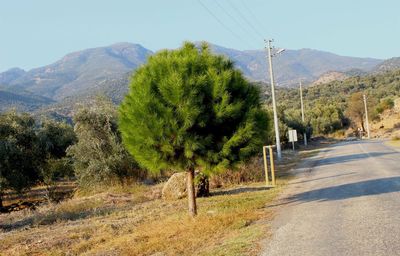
top-left (387, 135), bottom-right (400, 148)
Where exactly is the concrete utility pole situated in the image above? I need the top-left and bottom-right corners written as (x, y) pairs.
top-left (363, 94), bottom-right (371, 139)
top-left (265, 39), bottom-right (282, 160)
top-left (299, 81), bottom-right (307, 146)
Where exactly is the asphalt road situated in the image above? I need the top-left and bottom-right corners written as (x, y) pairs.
top-left (262, 140), bottom-right (400, 256)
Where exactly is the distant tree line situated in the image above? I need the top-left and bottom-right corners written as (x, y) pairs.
top-left (264, 69), bottom-right (400, 140)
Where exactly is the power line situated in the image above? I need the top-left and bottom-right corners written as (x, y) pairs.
top-left (240, 0), bottom-right (268, 35)
top-left (197, 0), bottom-right (253, 49)
top-left (226, 0), bottom-right (265, 40)
top-left (213, 0), bottom-right (259, 42)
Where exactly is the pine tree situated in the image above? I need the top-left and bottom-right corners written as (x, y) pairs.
top-left (119, 42), bottom-right (269, 216)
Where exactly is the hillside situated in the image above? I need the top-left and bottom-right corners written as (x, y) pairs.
top-left (373, 57), bottom-right (400, 73)
top-left (0, 68), bottom-right (26, 85)
top-left (0, 89), bottom-right (54, 112)
top-left (312, 71), bottom-right (349, 85)
top-left (0, 42), bottom-right (383, 109)
top-left (370, 98), bottom-right (400, 138)
top-left (268, 69), bottom-right (400, 136)
top-left (205, 44), bottom-right (381, 87)
top-left (1, 43), bottom-right (152, 100)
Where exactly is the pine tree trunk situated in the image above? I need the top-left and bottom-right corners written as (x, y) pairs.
top-left (186, 169), bottom-right (197, 217)
top-left (196, 173), bottom-right (210, 197)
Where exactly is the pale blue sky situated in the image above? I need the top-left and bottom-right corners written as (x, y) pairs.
top-left (1, 0), bottom-right (399, 72)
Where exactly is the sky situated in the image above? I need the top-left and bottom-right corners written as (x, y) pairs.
top-left (1, 0), bottom-right (400, 72)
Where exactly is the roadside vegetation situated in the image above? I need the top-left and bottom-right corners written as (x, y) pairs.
top-left (0, 145), bottom-right (321, 255)
top-left (267, 69), bottom-right (400, 141)
top-left (1, 41), bottom-right (400, 255)
top-left (387, 135), bottom-right (400, 148)
top-left (0, 182), bottom-right (279, 255)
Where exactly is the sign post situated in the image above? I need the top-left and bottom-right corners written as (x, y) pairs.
top-left (288, 129), bottom-right (298, 150)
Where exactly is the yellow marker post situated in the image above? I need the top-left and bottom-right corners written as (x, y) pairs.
top-left (263, 146), bottom-right (269, 186)
top-left (268, 146), bottom-right (276, 186)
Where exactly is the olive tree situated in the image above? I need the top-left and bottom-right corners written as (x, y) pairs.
top-left (119, 42), bottom-right (269, 216)
top-left (67, 98), bottom-right (140, 188)
top-left (37, 119), bottom-right (76, 201)
top-left (0, 112), bottom-right (40, 207)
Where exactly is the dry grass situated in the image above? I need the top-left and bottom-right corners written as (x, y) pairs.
top-left (2, 181), bottom-right (76, 207)
top-left (371, 99), bottom-right (400, 139)
top-left (0, 184), bottom-right (282, 256)
top-left (0, 145), bottom-right (322, 256)
top-left (387, 136), bottom-right (400, 148)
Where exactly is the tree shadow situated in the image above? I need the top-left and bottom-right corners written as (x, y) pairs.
top-left (211, 186), bottom-right (270, 196)
top-left (0, 209), bottom-right (99, 231)
top-left (290, 172), bottom-right (357, 185)
top-left (0, 204), bottom-right (129, 232)
top-left (316, 152), bottom-right (395, 167)
top-left (288, 176), bottom-right (400, 203)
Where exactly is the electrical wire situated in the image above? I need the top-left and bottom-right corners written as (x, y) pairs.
top-left (226, 0), bottom-right (265, 40)
top-left (213, 0), bottom-right (259, 42)
top-left (240, 0), bottom-right (268, 36)
top-left (197, 0), bottom-right (254, 49)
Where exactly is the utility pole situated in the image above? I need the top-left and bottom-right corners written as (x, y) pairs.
top-left (265, 39), bottom-right (282, 160)
top-left (299, 81), bottom-right (307, 146)
top-left (363, 94), bottom-right (371, 139)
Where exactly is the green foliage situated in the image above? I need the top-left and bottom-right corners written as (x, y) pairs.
top-left (376, 98), bottom-right (395, 114)
top-left (310, 102), bottom-right (346, 134)
top-left (119, 42), bottom-right (270, 175)
top-left (36, 119), bottom-right (76, 201)
top-left (0, 111), bottom-right (41, 202)
top-left (265, 69), bottom-right (400, 136)
top-left (0, 112), bottom-right (77, 205)
top-left (40, 158), bottom-right (74, 201)
top-left (37, 119), bottom-right (77, 159)
top-left (67, 97), bottom-right (141, 188)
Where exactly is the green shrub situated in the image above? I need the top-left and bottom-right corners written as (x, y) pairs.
top-left (67, 97), bottom-right (144, 189)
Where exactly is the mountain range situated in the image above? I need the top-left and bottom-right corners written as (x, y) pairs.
top-left (0, 42), bottom-right (395, 115)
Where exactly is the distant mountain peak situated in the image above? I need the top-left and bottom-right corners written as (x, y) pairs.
top-left (5, 67), bottom-right (25, 73)
top-left (0, 67), bottom-right (26, 85)
top-left (0, 42), bottom-right (388, 114)
top-left (109, 42), bottom-right (145, 48)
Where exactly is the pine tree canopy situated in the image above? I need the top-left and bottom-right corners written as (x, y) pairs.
top-left (119, 42), bottom-right (269, 175)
